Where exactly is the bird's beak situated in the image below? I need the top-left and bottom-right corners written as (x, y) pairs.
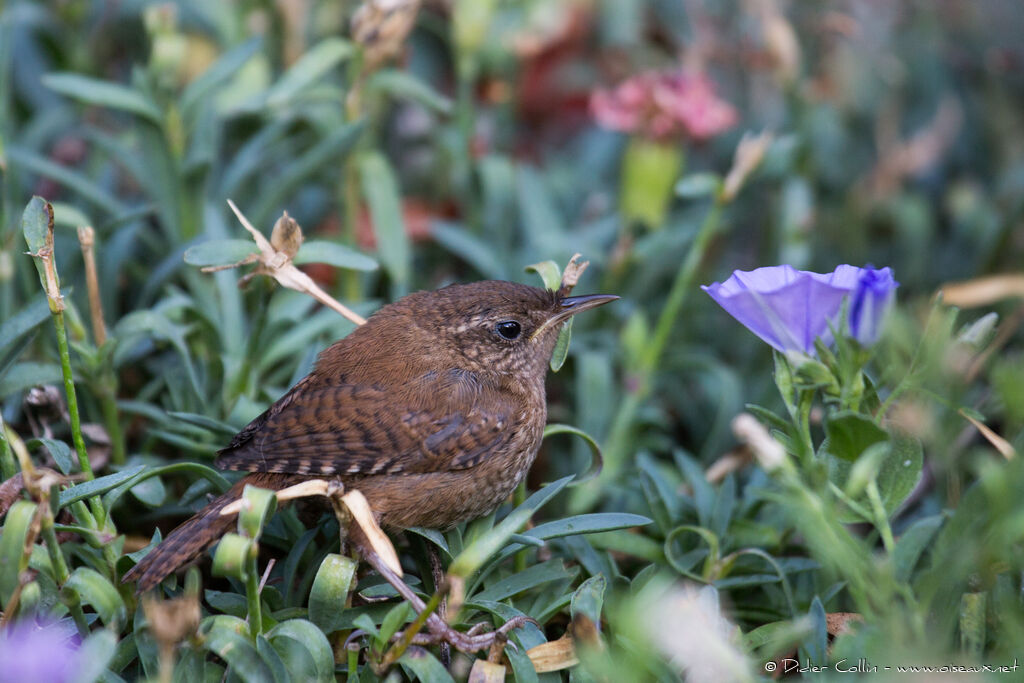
top-left (532, 293), bottom-right (619, 339)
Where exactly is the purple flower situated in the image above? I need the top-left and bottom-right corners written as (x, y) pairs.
top-left (701, 265), bottom-right (898, 353)
top-left (0, 620), bottom-right (80, 683)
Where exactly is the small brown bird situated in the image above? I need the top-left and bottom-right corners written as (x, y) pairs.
top-left (124, 279), bottom-right (616, 593)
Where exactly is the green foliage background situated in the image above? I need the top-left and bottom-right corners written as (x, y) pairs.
top-left (1, 1), bottom-right (1024, 681)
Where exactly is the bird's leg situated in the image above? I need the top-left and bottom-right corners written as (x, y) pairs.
top-left (354, 532), bottom-right (535, 654)
top-left (427, 545), bottom-right (451, 667)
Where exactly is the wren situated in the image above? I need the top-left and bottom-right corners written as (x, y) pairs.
top-left (124, 279), bottom-right (617, 592)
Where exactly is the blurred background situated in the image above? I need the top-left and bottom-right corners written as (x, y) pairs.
top-left (2, 0), bottom-right (1024, 680)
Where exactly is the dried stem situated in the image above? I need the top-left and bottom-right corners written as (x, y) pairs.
top-left (76, 226), bottom-right (106, 346)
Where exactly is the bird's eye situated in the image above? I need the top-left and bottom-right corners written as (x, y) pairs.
top-left (495, 320), bottom-right (522, 340)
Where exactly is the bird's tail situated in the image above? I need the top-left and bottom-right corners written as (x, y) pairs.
top-left (123, 472), bottom-right (296, 593)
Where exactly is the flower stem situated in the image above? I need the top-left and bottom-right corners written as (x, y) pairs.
top-left (0, 415), bottom-right (16, 481)
top-left (246, 552), bottom-right (263, 638)
top-left (52, 310), bottom-right (93, 481)
top-left (40, 507), bottom-right (90, 637)
top-left (866, 479), bottom-right (895, 554)
top-left (571, 200), bottom-right (725, 511)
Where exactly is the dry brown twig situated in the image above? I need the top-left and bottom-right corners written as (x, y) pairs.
top-left (214, 201), bottom-right (367, 326)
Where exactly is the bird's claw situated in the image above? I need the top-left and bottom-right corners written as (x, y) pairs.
top-left (390, 615), bottom-right (536, 654)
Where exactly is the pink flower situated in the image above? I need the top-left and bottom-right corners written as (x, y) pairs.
top-left (591, 70), bottom-right (738, 142)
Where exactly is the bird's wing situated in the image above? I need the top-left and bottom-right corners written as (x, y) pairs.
top-left (214, 370), bottom-right (518, 476)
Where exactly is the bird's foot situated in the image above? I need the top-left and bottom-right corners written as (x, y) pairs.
top-left (394, 615), bottom-right (537, 654)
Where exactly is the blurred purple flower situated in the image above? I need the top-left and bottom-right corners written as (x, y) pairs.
top-left (701, 265), bottom-right (898, 353)
top-left (591, 69), bottom-right (738, 142)
top-left (0, 620), bottom-right (80, 683)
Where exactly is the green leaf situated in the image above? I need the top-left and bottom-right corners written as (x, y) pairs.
top-left (183, 239), bottom-right (258, 267)
top-left (102, 462), bottom-right (230, 511)
top-left (0, 500), bottom-right (37, 604)
top-left (570, 574), bottom-right (606, 628)
top-left (308, 554), bottom-right (357, 634)
top-left (823, 411), bottom-right (888, 462)
top-left (803, 596), bottom-right (828, 665)
top-left (543, 424), bottom-right (603, 485)
top-left (7, 150), bottom-right (126, 217)
top-left (27, 437), bottom-right (74, 474)
top-left (182, 37), bottom-right (262, 116)
top-left (449, 476), bottom-right (574, 578)
top-left (377, 602), bottom-right (412, 649)
top-left (200, 615), bottom-right (274, 681)
top-left (255, 635), bottom-right (290, 683)
top-left (266, 619), bottom-right (335, 683)
top-left (59, 466), bottom-right (145, 508)
top-left (251, 120), bottom-right (365, 226)
top-left (238, 485), bottom-right (277, 539)
top-left (265, 38), bottom-right (354, 108)
top-left (294, 240), bottom-right (378, 271)
top-left (0, 362), bottom-right (64, 397)
top-left (525, 260), bottom-right (562, 291)
top-left (549, 320), bottom-right (573, 372)
top-left (22, 196), bottom-right (54, 286)
top-left (370, 69), bottom-right (453, 114)
top-left (431, 221), bottom-right (506, 280)
top-left (0, 296), bottom-right (50, 370)
top-left (827, 436), bottom-right (923, 522)
top-left (472, 559), bottom-right (576, 603)
top-left (892, 514), bottom-right (943, 583)
top-left (63, 567), bottom-right (128, 627)
top-left (399, 646), bottom-right (456, 683)
top-left (168, 412), bottom-right (238, 436)
top-left (674, 172), bottom-right (721, 199)
top-left (523, 514), bottom-right (651, 543)
top-left (212, 534), bottom-right (255, 581)
top-left (42, 73), bottom-right (161, 122)
top-left (360, 151), bottom-right (410, 291)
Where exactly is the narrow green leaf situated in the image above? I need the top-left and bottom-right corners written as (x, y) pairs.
top-left (570, 574), bottom-right (606, 628)
top-left (266, 620), bottom-right (335, 683)
top-left (7, 150), bottom-right (126, 217)
top-left (59, 466), bottom-right (145, 508)
top-left (168, 412), bottom-right (239, 436)
top-left (449, 476), bottom-right (574, 578)
top-left (472, 560), bottom-right (575, 603)
top-left (200, 616), bottom-right (274, 681)
top-left (0, 296), bottom-right (50, 364)
top-left (543, 424), bottom-right (602, 484)
top-left (308, 554), bottom-right (357, 633)
top-left (238, 485), bottom-right (277, 539)
top-left (370, 69), bottom-right (453, 114)
top-left (63, 567), bottom-right (128, 627)
top-left (429, 221), bottom-right (506, 280)
top-left (377, 602), bottom-right (412, 650)
top-left (212, 534), bottom-right (255, 581)
top-left (27, 437), bottom-right (74, 475)
top-left (360, 151), bottom-right (410, 291)
top-left (522, 514), bottom-right (651, 542)
top-left (42, 73), bottom-right (161, 121)
top-left (295, 241), bottom-right (378, 271)
top-left (183, 239), bottom-right (258, 267)
top-left (266, 38), bottom-right (354, 107)
top-left (823, 411), bottom-right (888, 462)
top-left (0, 500), bottom-right (37, 604)
top-left (182, 37), bottom-right (262, 115)
top-left (674, 172), bottom-right (721, 199)
top-left (892, 515), bottom-right (943, 583)
top-left (398, 646), bottom-right (456, 683)
top-left (0, 362), bottom-right (64, 397)
top-left (525, 260), bottom-right (562, 291)
top-left (549, 320), bottom-right (572, 372)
